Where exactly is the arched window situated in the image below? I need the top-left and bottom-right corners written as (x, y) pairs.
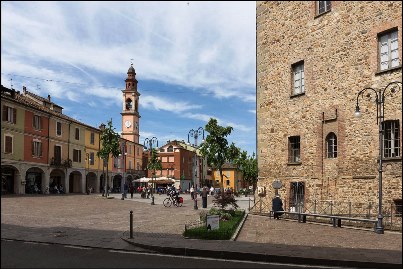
top-left (326, 132), bottom-right (337, 158)
top-left (125, 98), bottom-right (132, 110)
top-left (167, 145), bottom-right (173, 152)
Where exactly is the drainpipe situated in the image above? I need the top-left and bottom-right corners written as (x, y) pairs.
top-left (321, 112), bottom-right (324, 201)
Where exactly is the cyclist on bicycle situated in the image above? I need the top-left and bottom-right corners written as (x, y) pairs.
top-left (168, 185), bottom-right (179, 202)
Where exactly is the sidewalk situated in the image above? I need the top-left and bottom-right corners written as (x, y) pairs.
top-left (1, 194), bottom-right (401, 268)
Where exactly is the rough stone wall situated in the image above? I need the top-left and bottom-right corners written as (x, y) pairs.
top-left (257, 1), bottom-right (402, 213)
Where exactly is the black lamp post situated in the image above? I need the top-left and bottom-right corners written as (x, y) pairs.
top-left (188, 127), bottom-right (205, 210)
top-left (99, 123), bottom-right (108, 197)
top-left (354, 81), bottom-right (401, 234)
top-left (144, 137), bottom-right (158, 205)
top-left (119, 142), bottom-right (127, 200)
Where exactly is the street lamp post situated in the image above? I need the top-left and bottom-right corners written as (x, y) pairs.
top-left (188, 127), bottom-right (205, 210)
top-left (354, 81), bottom-right (401, 234)
top-left (119, 142), bottom-right (128, 200)
top-left (85, 152), bottom-right (90, 194)
top-left (99, 123), bottom-right (108, 197)
top-left (144, 137), bottom-right (158, 205)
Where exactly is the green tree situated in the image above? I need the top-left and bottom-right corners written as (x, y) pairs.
top-left (147, 148), bottom-right (162, 203)
top-left (199, 118), bottom-right (240, 197)
top-left (235, 151), bottom-right (258, 195)
top-left (97, 120), bottom-right (121, 197)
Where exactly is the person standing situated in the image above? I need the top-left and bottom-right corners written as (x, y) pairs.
top-left (210, 186), bottom-right (214, 196)
top-left (272, 194), bottom-right (284, 219)
top-left (190, 186), bottom-right (195, 200)
top-left (129, 184), bottom-right (134, 199)
top-left (124, 182), bottom-right (128, 198)
top-left (201, 187), bottom-right (208, 208)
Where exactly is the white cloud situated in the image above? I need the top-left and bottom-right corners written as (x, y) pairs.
top-left (1, 1), bottom-right (255, 102)
top-left (248, 109), bottom-right (256, 114)
top-left (141, 95), bottom-right (202, 112)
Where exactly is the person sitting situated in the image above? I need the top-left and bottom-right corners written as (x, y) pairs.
top-left (272, 194), bottom-right (284, 219)
top-left (59, 185), bottom-right (65, 194)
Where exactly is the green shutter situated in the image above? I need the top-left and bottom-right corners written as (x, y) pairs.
top-left (13, 108), bottom-right (16, 124)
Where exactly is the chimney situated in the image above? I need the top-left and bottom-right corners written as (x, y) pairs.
top-left (23, 86), bottom-right (27, 94)
top-left (48, 94), bottom-right (51, 102)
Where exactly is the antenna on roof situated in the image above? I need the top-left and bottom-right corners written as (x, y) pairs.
top-left (130, 58), bottom-right (134, 66)
top-left (10, 78), bottom-right (13, 89)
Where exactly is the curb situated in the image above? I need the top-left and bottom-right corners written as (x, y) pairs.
top-left (121, 237), bottom-right (401, 269)
top-left (230, 211), bottom-right (248, 241)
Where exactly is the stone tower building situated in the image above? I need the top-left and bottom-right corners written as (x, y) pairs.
top-left (257, 1), bottom-right (402, 219)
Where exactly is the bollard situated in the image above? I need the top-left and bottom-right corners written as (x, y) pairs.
top-left (129, 210), bottom-right (133, 239)
top-left (248, 196), bottom-right (251, 211)
top-left (122, 193), bottom-right (124, 200)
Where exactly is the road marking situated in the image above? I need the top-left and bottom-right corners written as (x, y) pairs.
top-left (22, 241), bottom-right (50, 246)
top-left (108, 250), bottom-right (348, 268)
top-left (64, 245), bottom-right (91, 250)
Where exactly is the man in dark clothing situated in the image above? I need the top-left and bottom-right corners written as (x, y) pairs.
top-left (272, 195), bottom-right (284, 219)
top-left (201, 187), bottom-right (208, 208)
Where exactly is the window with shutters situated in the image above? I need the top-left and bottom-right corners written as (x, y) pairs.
top-left (2, 105), bottom-right (17, 124)
top-left (90, 132), bottom-right (95, 145)
top-left (316, 1), bottom-right (331, 16)
top-left (378, 29), bottom-right (400, 71)
top-left (90, 152), bottom-right (95, 165)
top-left (5, 135), bottom-right (13, 154)
top-left (56, 121), bottom-right (62, 136)
top-left (32, 140), bottom-right (42, 157)
top-left (54, 145), bottom-right (62, 164)
top-left (75, 128), bottom-right (80, 140)
top-left (383, 120), bottom-right (400, 158)
top-left (33, 115), bottom-right (42, 130)
top-left (73, 149), bottom-right (81, 163)
top-left (292, 61), bottom-right (305, 96)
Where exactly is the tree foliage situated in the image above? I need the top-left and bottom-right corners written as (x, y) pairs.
top-left (199, 118), bottom-right (240, 193)
top-left (235, 151), bottom-right (258, 191)
top-left (147, 148), bottom-right (162, 173)
top-left (97, 120), bottom-right (121, 161)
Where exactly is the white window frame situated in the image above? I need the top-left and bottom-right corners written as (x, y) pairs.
top-left (379, 30), bottom-right (400, 71)
top-left (32, 139), bottom-right (42, 157)
top-left (289, 136), bottom-right (301, 163)
top-left (383, 120), bottom-right (400, 158)
top-left (292, 62), bottom-right (305, 95)
top-left (317, 1), bottom-right (331, 15)
top-left (5, 106), bottom-right (16, 123)
top-left (326, 133), bottom-right (337, 158)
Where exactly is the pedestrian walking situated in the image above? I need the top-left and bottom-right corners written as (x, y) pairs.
top-left (210, 186), bottom-right (214, 196)
top-left (201, 187), bottom-right (208, 208)
top-left (272, 194), bottom-right (284, 219)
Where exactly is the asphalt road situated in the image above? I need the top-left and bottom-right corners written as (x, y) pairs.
top-left (1, 239), bottom-right (346, 269)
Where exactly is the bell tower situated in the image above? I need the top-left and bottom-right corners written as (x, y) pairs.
top-left (121, 63), bottom-right (140, 144)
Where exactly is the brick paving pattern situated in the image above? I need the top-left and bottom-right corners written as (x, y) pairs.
top-left (1, 194), bottom-right (402, 267)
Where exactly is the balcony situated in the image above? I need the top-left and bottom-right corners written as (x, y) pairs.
top-left (50, 158), bottom-right (72, 168)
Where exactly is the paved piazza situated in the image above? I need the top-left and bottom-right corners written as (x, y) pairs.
top-left (1, 193), bottom-right (401, 255)
top-left (1, 193), bottom-right (215, 235)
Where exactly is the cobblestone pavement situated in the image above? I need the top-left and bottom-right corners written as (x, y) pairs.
top-left (1, 194), bottom-right (402, 267)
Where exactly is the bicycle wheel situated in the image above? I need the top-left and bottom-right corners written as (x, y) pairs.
top-left (163, 197), bottom-right (172, 207)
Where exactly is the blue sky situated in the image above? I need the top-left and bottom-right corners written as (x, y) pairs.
top-left (1, 1), bottom-right (256, 155)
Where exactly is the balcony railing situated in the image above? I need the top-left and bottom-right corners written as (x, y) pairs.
top-left (50, 158), bottom-right (72, 168)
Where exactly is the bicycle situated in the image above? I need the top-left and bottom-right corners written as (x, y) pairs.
top-left (163, 194), bottom-right (183, 207)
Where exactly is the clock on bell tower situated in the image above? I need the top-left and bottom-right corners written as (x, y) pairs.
top-left (121, 63), bottom-right (140, 144)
